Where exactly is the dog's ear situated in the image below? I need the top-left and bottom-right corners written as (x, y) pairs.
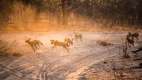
top-left (28, 38), bottom-right (31, 41)
top-left (50, 40), bottom-right (54, 42)
top-left (25, 38), bottom-right (31, 42)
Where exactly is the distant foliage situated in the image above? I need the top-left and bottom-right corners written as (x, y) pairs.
top-left (0, 0), bottom-right (142, 28)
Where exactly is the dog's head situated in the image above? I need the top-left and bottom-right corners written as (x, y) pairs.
top-left (50, 40), bottom-right (55, 44)
top-left (25, 38), bottom-right (31, 43)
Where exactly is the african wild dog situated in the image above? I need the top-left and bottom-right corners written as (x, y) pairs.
top-left (64, 37), bottom-right (73, 46)
top-left (74, 32), bottom-right (82, 41)
top-left (126, 32), bottom-right (139, 47)
top-left (25, 38), bottom-right (43, 53)
top-left (50, 40), bottom-right (70, 52)
top-left (126, 32), bottom-right (134, 47)
top-left (132, 32), bottom-right (139, 40)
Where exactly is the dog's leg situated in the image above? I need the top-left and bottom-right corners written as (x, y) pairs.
top-left (39, 42), bottom-right (43, 46)
top-left (33, 44), bottom-right (40, 57)
top-left (65, 48), bottom-right (69, 52)
top-left (36, 43), bottom-right (41, 49)
top-left (31, 44), bottom-right (36, 53)
top-left (64, 46), bottom-right (69, 52)
top-left (51, 44), bottom-right (56, 49)
top-left (35, 42), bottom-right (40, 49)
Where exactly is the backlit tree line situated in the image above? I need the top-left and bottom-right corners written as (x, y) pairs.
top-left (0, 0), bottom-right (142, 28)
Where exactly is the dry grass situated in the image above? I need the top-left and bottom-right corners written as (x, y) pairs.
top-left (0, 51), bottom-right (9, 57)
top-left (0, 40), bottom-right (22, 57)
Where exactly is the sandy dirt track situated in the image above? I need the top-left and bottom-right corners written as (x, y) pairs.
top-left (0, 32), bottom-right (141, 80)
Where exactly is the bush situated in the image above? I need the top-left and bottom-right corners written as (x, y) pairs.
top-left (0, 51), bottom-right (9, 57)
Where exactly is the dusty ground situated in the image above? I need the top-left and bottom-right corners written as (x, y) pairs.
top-left (0, 32), bottom-right (141, 80)
top-left (79, 51), bottom-right (142, 80)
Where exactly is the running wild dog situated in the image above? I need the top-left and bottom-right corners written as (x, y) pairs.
top-left (132, 32), bottom-right (139, 40)
top-left (126, 32), bottom-right (134, 47)
top-left (50, 40), bottom-right (70, 52)
top-left (25, 38), bottom-right (43, 53)
top-left (126, 32), bottom-right (139, 47)
top-left (64, 37), bottom-right (73, 46)
top-left (74, 32), bottom-right (82, 41)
